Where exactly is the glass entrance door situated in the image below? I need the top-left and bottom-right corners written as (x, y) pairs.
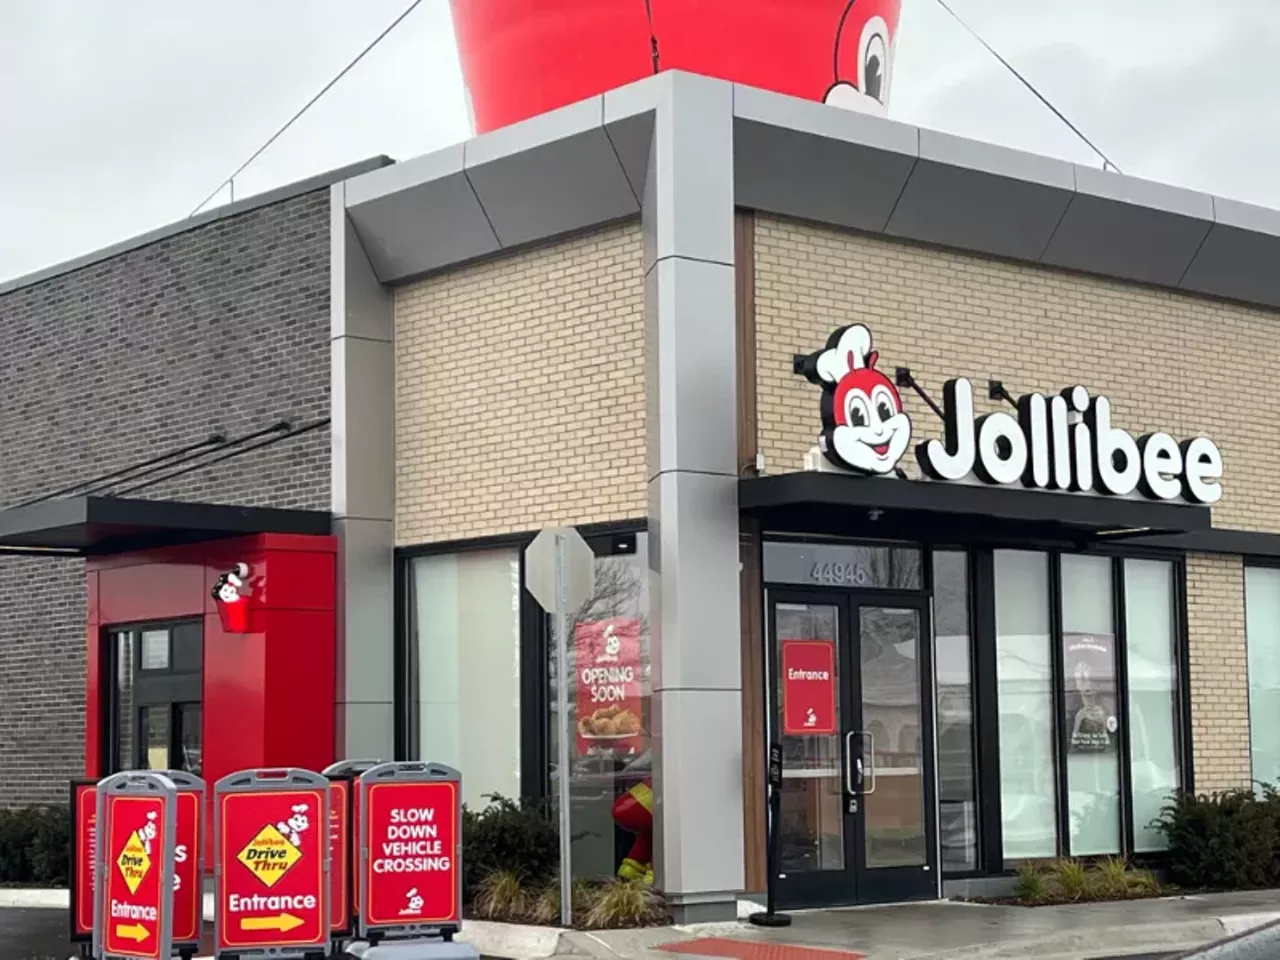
top-left (854, 601), bottom-right (937, 902)
top-left (769, 592), bottom-right (938, 908)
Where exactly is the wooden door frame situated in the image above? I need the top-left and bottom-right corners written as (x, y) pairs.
top-left (735, 208), bottom-right (768, 893)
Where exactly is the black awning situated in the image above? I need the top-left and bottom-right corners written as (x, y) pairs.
top-left (0, 496), bottom-right (331, 557)
top-left (739, 471), bottom-right (1211, 545)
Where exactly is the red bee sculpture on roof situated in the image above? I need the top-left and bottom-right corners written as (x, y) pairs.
top-left (450, 0), bottom-right (904, 134)
top-left (824, 0), bottom-right (901, 116)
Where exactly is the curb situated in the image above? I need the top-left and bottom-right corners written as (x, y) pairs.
top-left (15, 888), bottom-right (1280, 960)
top-left (0, 888), bottom-right (68, 908)
top-left (5, 888), bottom-right (566, 960)
top-left (456, 920), bottom-right (568, 959)
top-left (906, 912), bottom-right (1280, 960)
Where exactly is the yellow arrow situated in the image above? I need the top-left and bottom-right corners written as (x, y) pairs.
top-left (240, 914), bottom-right (304, 932)
top-left (115, 923), bottom-right (150, 942)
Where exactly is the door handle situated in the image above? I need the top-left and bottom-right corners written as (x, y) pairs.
top-left (859, 730), bottom-right (877, 795)
top-left (844, 731), bottom-right (858, 795)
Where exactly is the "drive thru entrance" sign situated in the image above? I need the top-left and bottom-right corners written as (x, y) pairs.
top-left (93, 772), bottom-right (177, 960)
top-left (214, 769), bottom-right (330, 959)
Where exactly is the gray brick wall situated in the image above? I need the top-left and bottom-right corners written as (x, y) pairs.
top-left (0, 189), bottom-right (332, 806)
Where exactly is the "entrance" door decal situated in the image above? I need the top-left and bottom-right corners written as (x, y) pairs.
top-left (780, 640), bottom-right (837, 736)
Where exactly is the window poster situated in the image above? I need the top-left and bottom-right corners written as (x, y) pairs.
top-left (574, 618), bottom-right (644, 755)
top-left (1063, 632), bottom-right (1119, 753)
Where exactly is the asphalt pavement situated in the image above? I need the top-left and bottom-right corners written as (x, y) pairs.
top-left (0, 907), bottom-right (76, 960)
top-left (0, 908), bottom-right (216, 960)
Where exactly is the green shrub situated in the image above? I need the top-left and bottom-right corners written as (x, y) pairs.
top-left (1013, 864), bottom-right (1047, 901)
top-left (473, 868), bottom-right (530, 921)
top-left (0, 804), bottom-right (71, 886)
top-left (461, 795), bottom-right (559, 903)
top-left (26, 806), bottom-right (71, 886)
top-left (529, 875), bottom-right (595, 926)
top-left (0, 809), bottom-right (37, 882)
top-left (1094, 857), bottom-right (1132, 898)
top-left (1049, 858), bottom-right (1090, 901)
top-left (1152, 789), bottom-right (1277, 890)
top-left (582, 879), bottom-right (666, 929)
top-left (1128, 866), bottom-right (1160, 894)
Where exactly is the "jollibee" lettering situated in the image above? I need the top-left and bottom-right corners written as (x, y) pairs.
top-left (919, 379), bottom-right (1223, 505)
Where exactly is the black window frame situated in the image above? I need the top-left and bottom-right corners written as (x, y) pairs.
top-left (396, 519), bottom-right (648, 800)
top-left (754, 534), bottom-right (1194, 880)
top-left (983, 544), bottom-right (1193, 871)
top-left (1238, 556), bottom-right (1280, 790)
top-left (396, 524), bottom-right (1192, 874)
top-left (102, 618), bottom-right (203, 776)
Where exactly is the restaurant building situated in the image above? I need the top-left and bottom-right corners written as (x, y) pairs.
top-left (5, 70), bottom-right (1280, 921)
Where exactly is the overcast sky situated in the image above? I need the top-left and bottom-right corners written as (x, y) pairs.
top-left (2, 0), bottom-right (1277, 284)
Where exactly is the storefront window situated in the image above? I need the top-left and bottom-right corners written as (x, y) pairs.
top-left (549, 537), bottom-right (652, 882)
top-left (994, 550), bottom-right (1057, 860)
top-left (1245, 567), bottom-right (1280, 786)
top-left (1060, 555), bottom-right (1121, 856)
top-left (933, 550), bottom-right (978, 872)
top-left (411, 549), bottom-right (522, 809)
top-left (1125, 559), bottom-right (1180, 852)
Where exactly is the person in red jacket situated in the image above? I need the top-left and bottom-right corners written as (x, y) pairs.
top-left (612, 777), bottom-right (654, 884)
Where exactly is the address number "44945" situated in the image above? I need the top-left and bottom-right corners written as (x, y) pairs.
top-left (808, 562), bottom-right (869, 586)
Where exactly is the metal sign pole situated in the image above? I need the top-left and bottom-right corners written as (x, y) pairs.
top-left (555, 533), bottom-right (573, 928)
top-left (525, 524), bottom-right (594, 928)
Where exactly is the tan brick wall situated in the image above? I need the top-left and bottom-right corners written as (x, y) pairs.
top-left (754, 216), bottom-right (1280, 533)
top-left (1186, 553), bottom-right (1251, 792)
top-left (754, 216), bottom-right (1267, 795)
top-left (395, 221), bottom-right (646, 544)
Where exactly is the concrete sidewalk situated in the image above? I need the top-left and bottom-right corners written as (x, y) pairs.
top-left (551, 892), bottom-right (1280, 960)
top-left (5, 888), bottom-right (1280, 960)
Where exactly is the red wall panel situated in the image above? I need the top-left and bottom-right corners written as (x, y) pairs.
top-left (261, 607), bottom-right (337, 773)
top-left (85, 534), bottom-right (339, 870)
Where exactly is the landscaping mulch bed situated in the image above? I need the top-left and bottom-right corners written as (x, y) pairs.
top-left (956, 888), bottom-right (1170, 907)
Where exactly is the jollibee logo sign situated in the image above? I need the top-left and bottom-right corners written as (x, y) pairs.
top-left (363, 780), bottom-right (460, 929)
top-left (802, 323), bottom-right (1224, 505)
top-left (802, 324), bottom-right (912, 476)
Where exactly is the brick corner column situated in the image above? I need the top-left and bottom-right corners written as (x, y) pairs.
top-left (643, 72), bottom-right (745, 924)
top-left (330, 182), bottom-right (396, 761)
top-left (1186, 552), bottom-right (1251, 793)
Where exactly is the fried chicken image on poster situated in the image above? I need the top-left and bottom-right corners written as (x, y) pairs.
top-left (1063, 633), bottom-right (1119, 753)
